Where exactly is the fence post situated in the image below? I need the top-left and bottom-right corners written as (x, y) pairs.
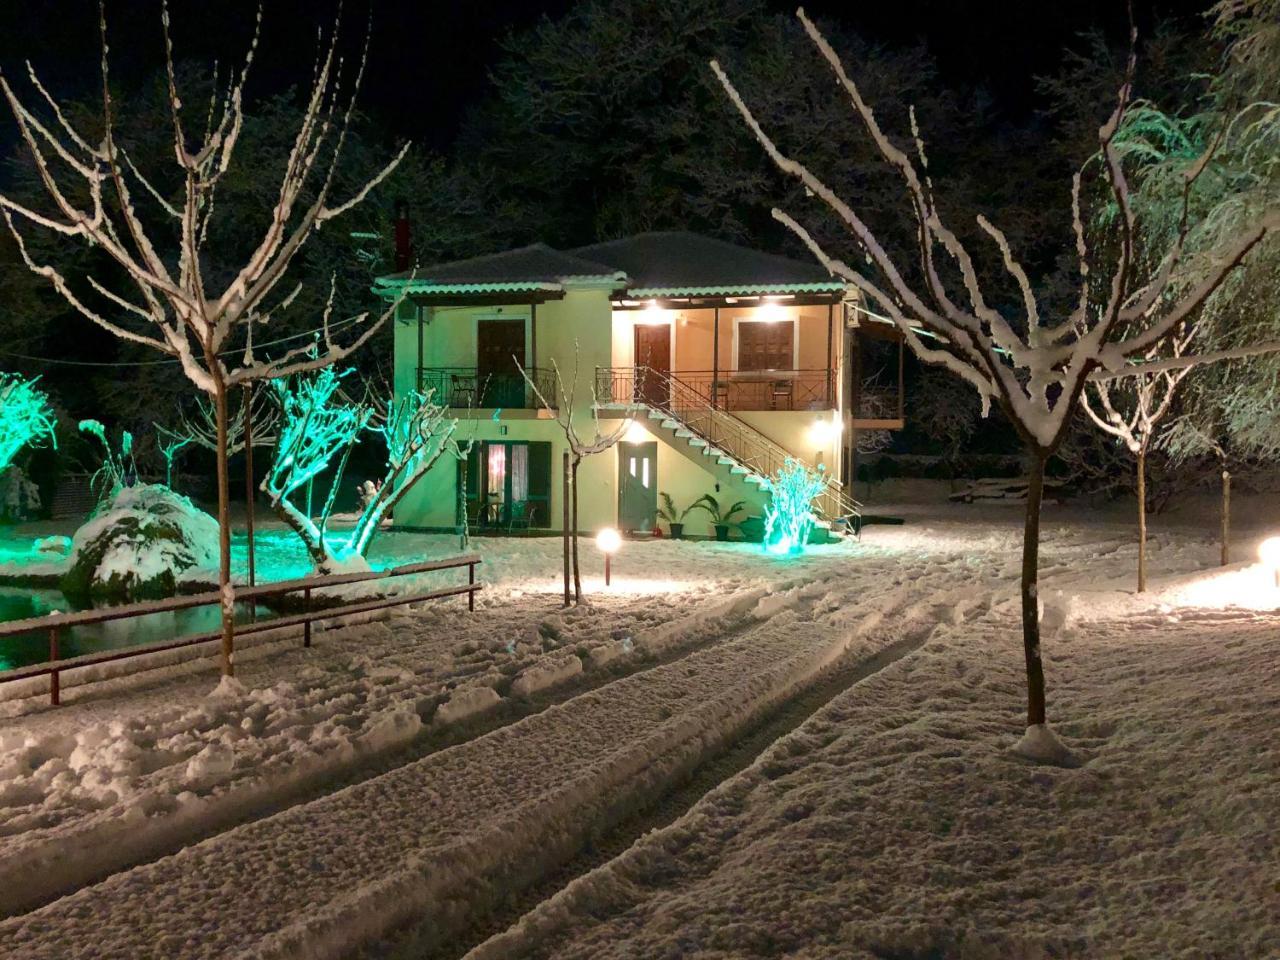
top-left (303, 587), bottom-right (312, 648)
top-left (49, 627), bottom-right (60, 706)
top-left (468, 561), bottom-right (476, 612)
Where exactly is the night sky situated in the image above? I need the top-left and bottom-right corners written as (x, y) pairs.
top-left (0, 0), bottom-right (1215, 153)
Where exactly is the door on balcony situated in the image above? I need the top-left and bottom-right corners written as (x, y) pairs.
top-left (477, 318), bottom-right (526, 408)
top-left (633, 323), bottom-right (670, 406)
top-left (618, 442), bottom-right (658, 533)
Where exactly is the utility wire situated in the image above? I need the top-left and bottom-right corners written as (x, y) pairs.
top-left (0, 312), bottom-right (374, 368)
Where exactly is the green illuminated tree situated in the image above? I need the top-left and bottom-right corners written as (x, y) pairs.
top-left (262, 369), bottom-right (454, 570)
top-left (0, 5), bottom-right (408, 675)
top-left (761, 459), bottom-right (825, 555)
top-left (0, 372), bottom-right (56, 476)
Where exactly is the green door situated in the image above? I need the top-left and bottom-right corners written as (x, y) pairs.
top-left (618, 442), bottom-right (658, 533)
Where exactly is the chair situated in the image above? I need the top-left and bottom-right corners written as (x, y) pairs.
top-left (450, 373), bottom-right (476, 409)
top-left (508, 501), bottom-right (538, 533)
top-left (712, 380), bottom-right (730, 410)
top-left (770, 379), bottom-right (794, 410)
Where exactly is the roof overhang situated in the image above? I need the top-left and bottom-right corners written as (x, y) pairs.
top-left (372, 279), bottom-right (568, 306)
top-left (612, 284), bottom-right (848, 310)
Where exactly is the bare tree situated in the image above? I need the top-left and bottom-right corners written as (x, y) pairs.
top-left (0, 4), bottom-right (408, 675)
top-left (519, 353), bottom-right (630, 605)
top-left (712, 9), bottom-right (1280, 761)
top-left (1082, 324), bottom-right (1197, 591)
top-left (157, 389), bottom-right (278, 458)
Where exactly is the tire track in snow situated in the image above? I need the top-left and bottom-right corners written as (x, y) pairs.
top-left (0, 583), bottom-right (774, 919)
top-left (396, 614), bottom-right (948, 960)
top-left (0, 567), bottom-right (963, 960)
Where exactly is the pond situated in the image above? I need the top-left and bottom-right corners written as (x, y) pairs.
top-left (0, 589), bottom-right (276, 674)
top-left (0, 525), bottom-right (464, 676)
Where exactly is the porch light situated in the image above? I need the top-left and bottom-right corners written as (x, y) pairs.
top-left (1259, 537), bottom-right (1280, 587)
top-left (809, 411), bottom-right (841, 446)
top-left (625, 420), bottom-right (650, 444)
top-left (757, 300), bottom-right (786, 322)
top-left (597, 527), bottom-right (622, 585)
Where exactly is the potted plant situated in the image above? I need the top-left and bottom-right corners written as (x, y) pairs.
top-left (691, 493), bottom-right (748, 542)
top-left (658, 492), bottom-right (695, 539)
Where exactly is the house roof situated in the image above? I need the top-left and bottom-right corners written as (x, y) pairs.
top-left (570, 231), bottom-right (844, 298)
top-left (373, 243), bottom-right (625, 297)
top-left (373, 231), bottom-right (846, 302)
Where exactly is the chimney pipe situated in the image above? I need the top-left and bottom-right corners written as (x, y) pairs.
top-left (394, 199), bottom-right (412, 272)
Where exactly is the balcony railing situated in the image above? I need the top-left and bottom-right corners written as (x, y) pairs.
top-left (417, 366), bottom-right (558, 410)
top-left (596, 367), bottom-right (832, 411)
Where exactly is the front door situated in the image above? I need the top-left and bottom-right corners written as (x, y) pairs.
top-left (633, 323), bottom-right (671, 407)
top-left (618, 442), bottom-right (658, 533)
top-left (477, 319), bottom-right (526, 408)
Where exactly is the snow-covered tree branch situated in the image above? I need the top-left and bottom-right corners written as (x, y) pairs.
top-left (712, 7), bottom-right (1280, 761)
top-left (0, 3), bottom-right (410, 674)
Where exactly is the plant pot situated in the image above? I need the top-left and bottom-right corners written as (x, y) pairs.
top-left (714, 524), bottom-right (730, 542)
top-left (668, 522), bottom-right (684, 540)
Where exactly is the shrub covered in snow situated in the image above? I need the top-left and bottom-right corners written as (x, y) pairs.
top-left (61, 484), bottom-right (218, 602)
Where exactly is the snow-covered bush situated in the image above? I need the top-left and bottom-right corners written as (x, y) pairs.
top-left (0, 465), bottom-right (42, 522)
top-left (762, 459), bottom-right (827, 556)
top-left (61, 484), bottom-right (218, 602)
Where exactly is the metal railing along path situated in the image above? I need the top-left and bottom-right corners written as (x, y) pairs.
top-left (0, 555), bottom-right (482, 706)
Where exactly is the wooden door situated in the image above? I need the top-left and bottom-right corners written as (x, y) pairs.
top-left (633, 323), bottom-right (671, 406)
top-left (618, 442), bottom-right (658, 533)
top-left (477, 319), bottom-right (526, 407)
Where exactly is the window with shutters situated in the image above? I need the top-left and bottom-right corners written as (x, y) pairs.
top-left (736, 320), bottom-right (795, 371)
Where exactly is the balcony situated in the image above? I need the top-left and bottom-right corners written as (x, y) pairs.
top-left (596, 367), bottom-right (833, 411)
top-left (417, 366), bottom-right (559, 410)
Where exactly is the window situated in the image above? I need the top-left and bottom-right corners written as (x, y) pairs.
top-left (464, 441), bottom-right (551, 528)
top-left (737, 320), bottom-right (795, 371)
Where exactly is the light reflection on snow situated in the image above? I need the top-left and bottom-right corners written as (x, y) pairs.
top-left (1161, 563), bottom-right (1280, 612)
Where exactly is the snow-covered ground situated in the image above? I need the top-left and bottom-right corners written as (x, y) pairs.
top-left (0, 487), bottom-right (1277, 958)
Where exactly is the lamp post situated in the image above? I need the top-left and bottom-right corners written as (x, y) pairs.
top-left (597, 527), bottom-right (621, 586)
top-left (1259, 537), bottom-right (1280, 588)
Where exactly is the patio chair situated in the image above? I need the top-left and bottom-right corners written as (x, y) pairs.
top-left (712, 380), bottom-right (730, 410)
top-left (508, 501), bottom-right (538, 533)
top-left (770, 379), bottom-right (794, 410)
top-left (450, 373), bottom-right (477, 409)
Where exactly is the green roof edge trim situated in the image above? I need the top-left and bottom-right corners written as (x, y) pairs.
top-left (624, 282), bottom-right (846, 298)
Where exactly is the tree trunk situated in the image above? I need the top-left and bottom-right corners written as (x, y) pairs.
top-left (1221, 468), bottom-right (1231, 567)
top-left (571, 458), bottom-right (582, 604)
top-left (213, 380), bottom-right (235, 677)
top-left (243, 383), bottom-right (256, 588)
top-left (1021, 452), bottom-right (1047, 727)
top-left (562, 450), bottom-right (570, 607)
top-left (1136, 446), bottom-right (1147, 593)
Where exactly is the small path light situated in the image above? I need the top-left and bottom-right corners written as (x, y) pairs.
top-left (597, 527), bottom-right (622, 586)
top-left (1259, 536), bottom-right (1280, 587)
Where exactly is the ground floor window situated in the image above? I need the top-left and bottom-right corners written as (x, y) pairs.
top-left (461, 440), bottom-right (551, 529)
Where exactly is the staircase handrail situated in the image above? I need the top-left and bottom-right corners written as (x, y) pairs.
top-left (598, 366), bottom-right (860, 523)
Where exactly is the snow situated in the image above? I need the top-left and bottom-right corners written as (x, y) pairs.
top-left (0, 485), bottom-right (1277, 958)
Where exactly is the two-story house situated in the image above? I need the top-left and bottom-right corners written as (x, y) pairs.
top-left (375, 231), bottom-right (903, 539)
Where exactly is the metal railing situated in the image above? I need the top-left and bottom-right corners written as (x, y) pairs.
top-left (666, 369), bottom-right (833, 411)
top-left (417, 366), bottom-right (558, 410)
top-left (596, 366), bottom-right (860, 526)
top-left (0, 555), bottom-right (482, 706)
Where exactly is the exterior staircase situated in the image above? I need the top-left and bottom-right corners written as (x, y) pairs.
top-left (597, 367), bottom-right (862, 536)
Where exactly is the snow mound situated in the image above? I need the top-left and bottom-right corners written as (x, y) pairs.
top-left (434, 685), bottom-right (501, 726)
top-left (510, 652), bottom-right (583, 698)
top-left (60, 484), bottom-right (218, 602)
top-left (1012, 723), bottom-right (1077, 766)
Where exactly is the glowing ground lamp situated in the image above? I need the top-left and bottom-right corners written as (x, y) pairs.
top-left (597, 527), bottom-right (622, 585)
top-left (1259, 537), bottom-right (1280, 587)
